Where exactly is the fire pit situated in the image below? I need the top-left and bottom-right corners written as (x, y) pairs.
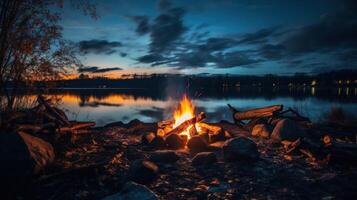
top-left (155, 95), bottom-right (228, 151)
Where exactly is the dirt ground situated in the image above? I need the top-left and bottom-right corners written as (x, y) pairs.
top-left (30, 121), bottom-right (357, 200)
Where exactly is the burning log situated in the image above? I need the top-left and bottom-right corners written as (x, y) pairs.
top-left (164, 112), bottom-right (206, 138)
top-left (228, 104), bottom-right (283, 121)
top-left (199, 123), bottom-right (222, 134)
top-left (199, 123), bottom-right (226, 143)
top-left (157, 120), bottom-right (174, 129)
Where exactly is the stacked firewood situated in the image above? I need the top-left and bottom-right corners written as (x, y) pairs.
top-left (143, 112), bottom-right (232, 152)
top-left (228, 104), bottom-right (357, 165)
top-left (1, 95), bottom-right (95, 137)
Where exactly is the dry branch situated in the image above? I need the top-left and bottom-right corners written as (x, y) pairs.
top-left (58, 122), bottom-right (96, 134)
top-left (37, 95), bottom-right (71, 126)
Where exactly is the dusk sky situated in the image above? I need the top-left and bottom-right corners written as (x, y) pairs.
top-left (60, 0), bottom-right (357, 77)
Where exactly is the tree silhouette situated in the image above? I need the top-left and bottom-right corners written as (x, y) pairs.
top-left (0, 0), bottom-right (96, 110)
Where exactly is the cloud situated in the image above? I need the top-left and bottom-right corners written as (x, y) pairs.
top-left (149, 7), bottom-right (187, 54)
top-left (158, 0), bottom-right (172, 11)
top-left (215, 51), bottom-right (261, 68)
top-left (131, 0), bottom-right (357, 72)
top-left (257, 44), bottom-right (285, 60)
top-left (77, 66), bottom-right (122, 73)
top-left (92, 67), bottom-right (123, 73)
top-left (78, 39), bottom-right (122, 55)
top-left (129, 16), bottom-right (150, 35)
top-left (255, 0), bottom-right (357, 69)
top-left (238, 27), bottom-right (279, 44)
top-left (137, 54), bottom-right (164, 63)
top-left (78, 66), bottom-right (99, 73)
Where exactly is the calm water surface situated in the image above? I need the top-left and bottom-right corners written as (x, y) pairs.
top-left (30, 88), bottom-right (357, 126)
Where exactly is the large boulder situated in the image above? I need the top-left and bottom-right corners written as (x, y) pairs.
top-left (149, 150), bottom-right (180, 163)
top-left (222, 137), bottom-right (259, 161)
top-left (0, 131), bottom-right (55, 177)
top-left (102, 181), bottom-right (158, 200)
top-left (271, 119), bottom-right (305, 142)
top-left (192, 152), bottom-right (217, 166)
top-left (128, 160), bottom-right (159, 184)
top-left (251, 124), bottom-right (271, 138)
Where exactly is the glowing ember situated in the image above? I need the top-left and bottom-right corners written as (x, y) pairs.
top-left (172, 95), bottom-right (201, 139)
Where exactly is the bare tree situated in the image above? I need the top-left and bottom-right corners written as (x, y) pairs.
top-left (0, 0), bottom-right (96, 110)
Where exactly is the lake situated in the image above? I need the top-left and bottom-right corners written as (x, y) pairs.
top-left (22, 87), bottom-right (357, 126)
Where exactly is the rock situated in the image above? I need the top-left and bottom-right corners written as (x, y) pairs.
top-left (0, 131), bottom-right (55, 177)
top-left (0, 131), bottom-right (55, 197)
top-left (126, 148), bottom-right (146, 161)
top-left (102, 181), bottom-right (158, 200)
top-left (208, 141), bottom-right (225, 151)
top-left (149, 150), bottom-right (180, 163)
top-left (149, 136), bottom-right (167, 149)
top-left (165, 134), bottom-right (185, 149)
top-left (187, 136), bottom-right (208, 153)
top-left (128, 160), bottom-right (159, 184)
top-left (209, 130), bottom-right (226, 143)
top-left (142, 132), bottom-right (156, 145)
top-left (251, 124), bottom-right (271, 138)
top-left (192, 152), bottom-right (217, 166)
top-left (271, 119), bottom-right (305, 142)
top-left (222, 137), bottom-right (259, 161)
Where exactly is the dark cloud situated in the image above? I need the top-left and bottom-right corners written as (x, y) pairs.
top-left (78, 39), bottom-right (122, 55)
top-left (92, 67), bottom-right (122, 73)
top-left (238, 27), bottom-right (278, 44)
top-left (255, 0), bottom-right (357, 68)
top-left (120, 52), bottom-right (128, 57)
top-left (77, 66), bottom-right (122, 73)
top-left (149, 7), bottom-right (187, 54)
top-left (129, 16), bottom-right (150, 35)
top-left (137, 54), bottom-right (164, 63)
top-left (215, 51), bottom-right (260, 68)
top-left (131, 0), bottom-right (357, 72)
top-left (281, 18), bottom-right (357, 54)
top-left (258, 44), bottom-right (285, 60)
top-left (78, 66), bottom-right (99, 73)
top-left (138, 34), bottom-right (259, 69)
top-left (199, 37), bottom-right (238, 52)
top-left (158, 0), bottom-right (172, 11)
top-left (132, 1), bottom-right (187, 65)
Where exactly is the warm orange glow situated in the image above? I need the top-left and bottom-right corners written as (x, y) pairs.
top-left (172, 95), bottom-right (201, 139)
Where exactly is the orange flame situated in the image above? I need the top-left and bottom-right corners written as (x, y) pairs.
top-left (172, 95), bottom-right (201, 139)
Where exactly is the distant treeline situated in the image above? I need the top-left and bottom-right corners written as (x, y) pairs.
top-left (9, 69), bottom-right (357, 90)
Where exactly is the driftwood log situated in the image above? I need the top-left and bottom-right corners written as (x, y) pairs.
top-left (228, 104), bottom-right (283, 121)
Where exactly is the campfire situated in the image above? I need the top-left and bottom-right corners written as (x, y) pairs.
top-left (156, 95), bottom-right (227, 150)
